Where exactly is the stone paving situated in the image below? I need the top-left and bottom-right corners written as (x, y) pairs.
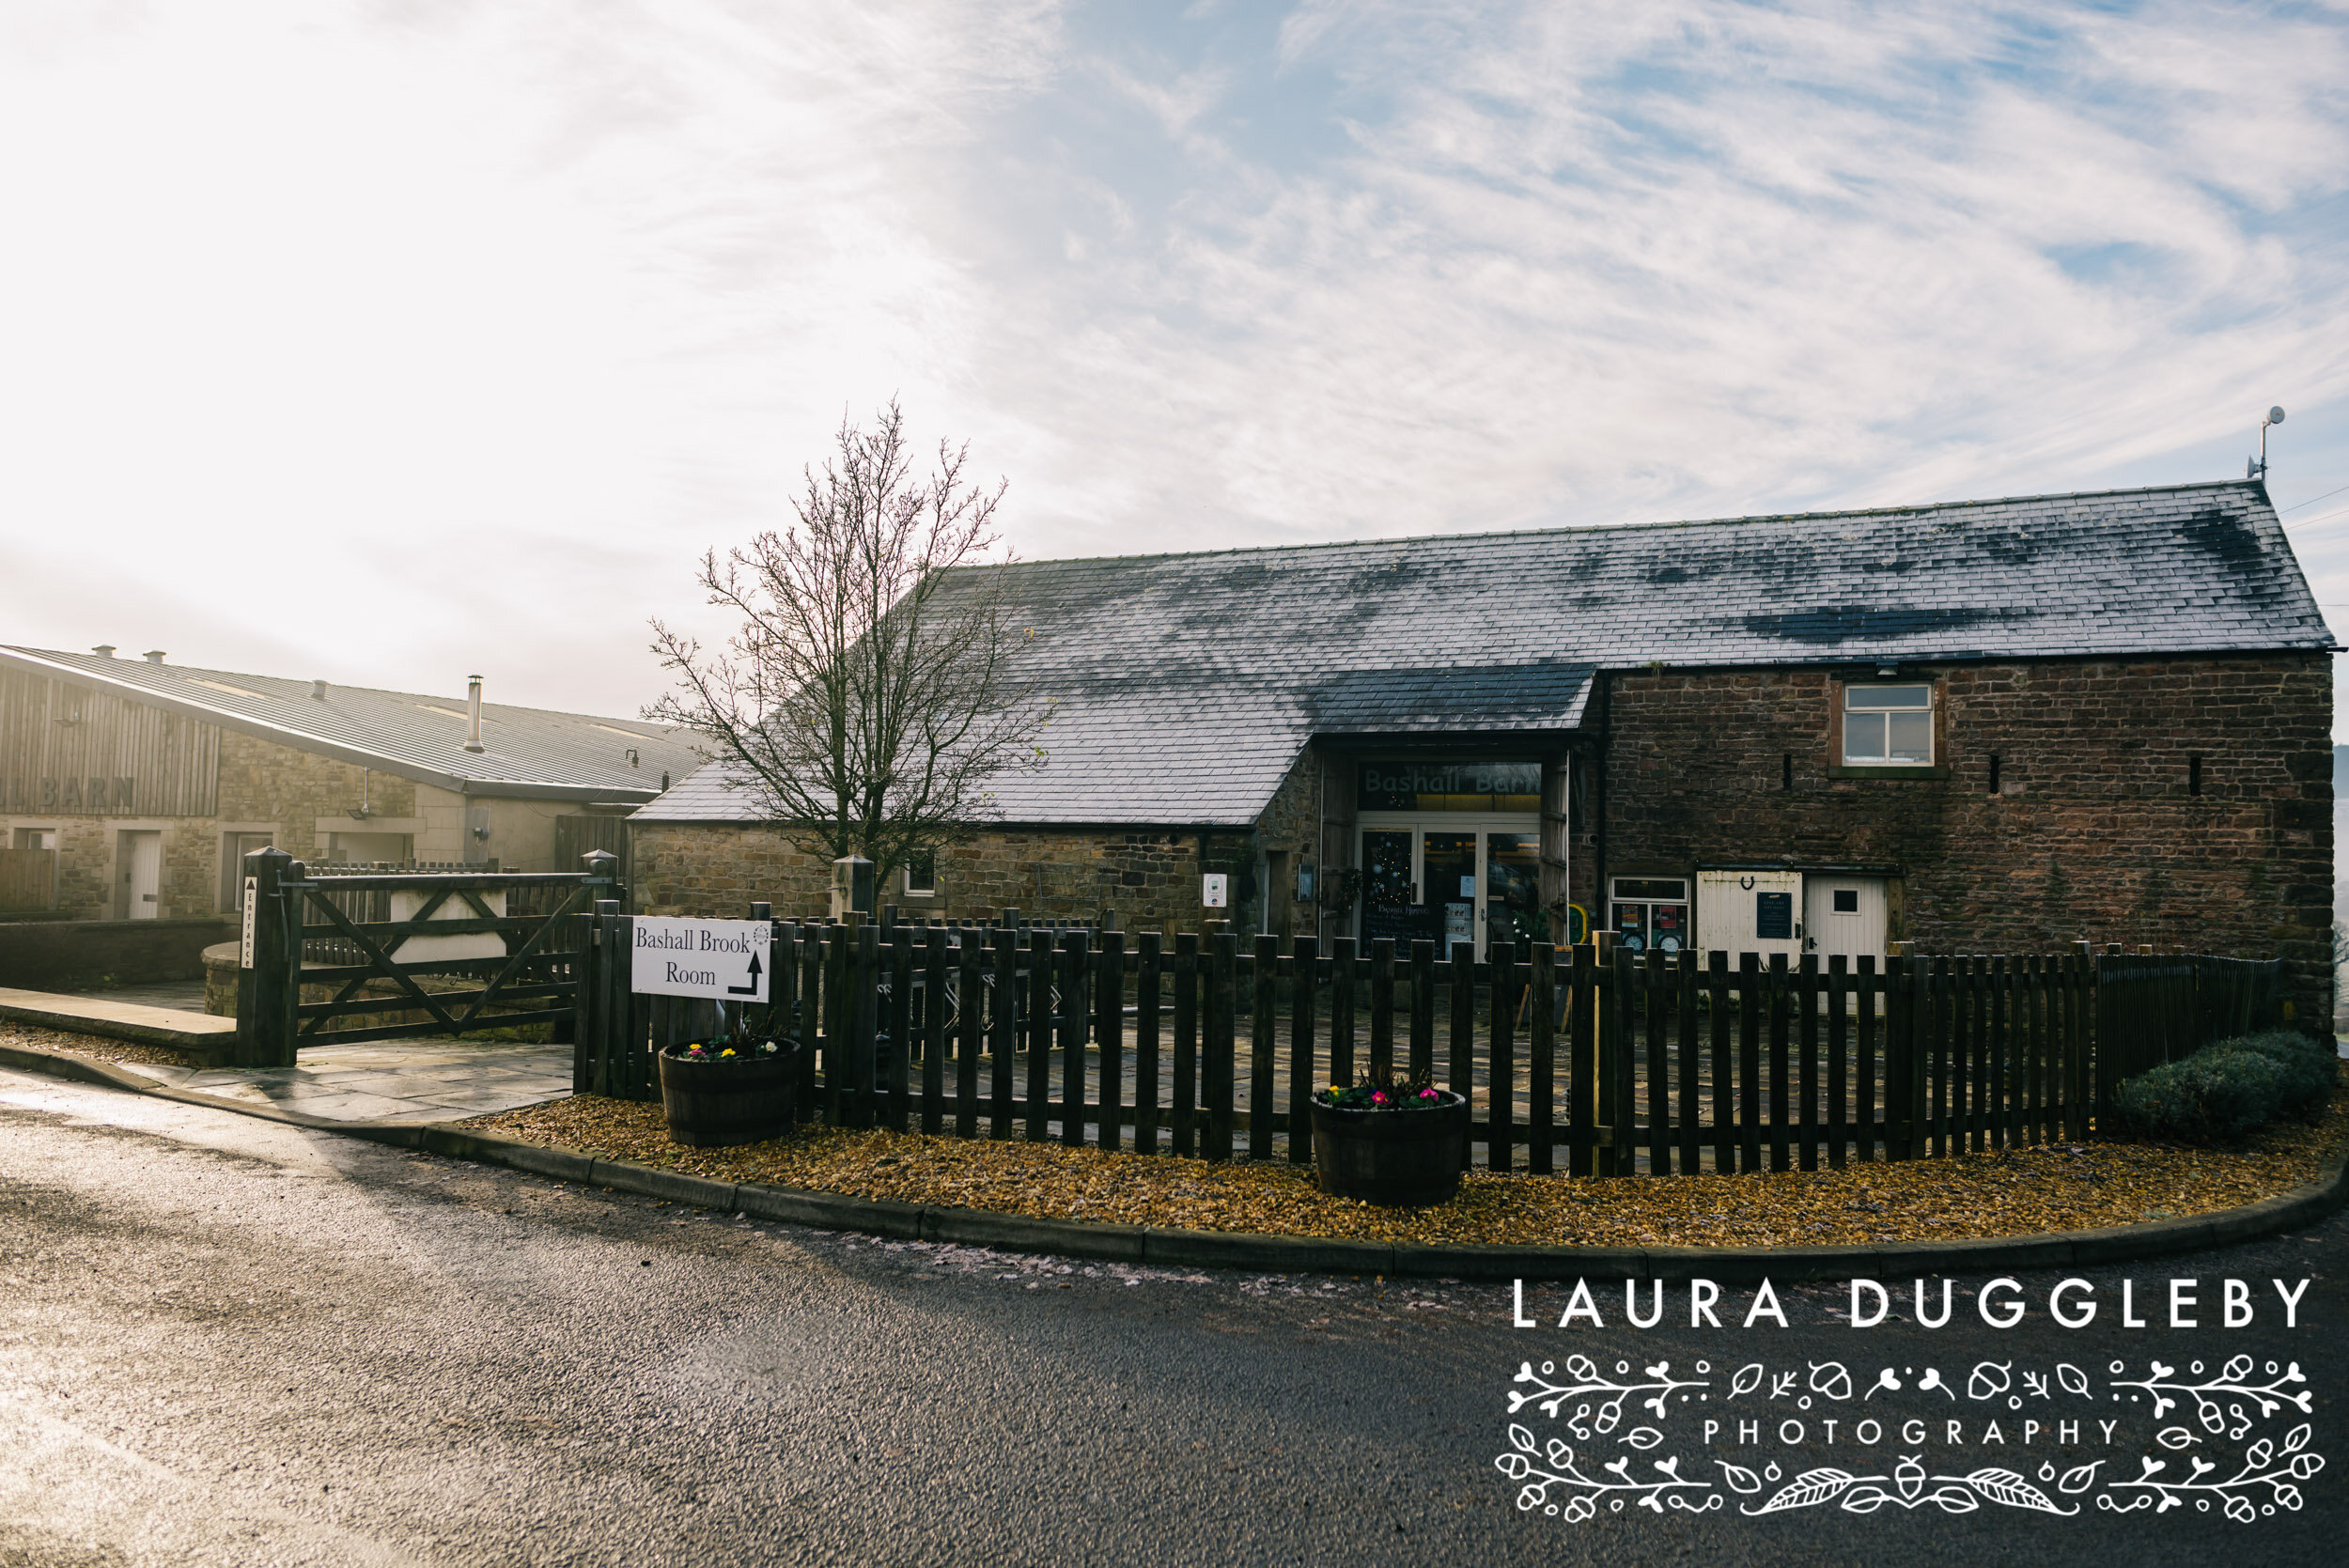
top-left (110, 1038), bottom-right (574, 1125)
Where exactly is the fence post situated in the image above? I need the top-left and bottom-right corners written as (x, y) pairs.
top-left (1368, 938), bottom-right (1396, 1079)
top-left (570, 894), bottom-right (604, 1094)
top-left (1137, 932), bottom-right (1163, 1155)
top-left (1204, 931), bottom-right (1237, 1161)
top-left (1097, 930), bottom-right (1125, 1152)
top-left (1408, 938), bottom-right (1436, 1080)
top-left (1489, 939), bottom-right (1517, 1174)
top-left (1528, 941), bottom-right (1556, 1176)
top-left (1173, 932), bottom-right (1200, 1157)
top-left (1569, 939), bottom-right (1595, 1177)
top-left (1288, 934), bottom-right (1318, 1166)
top-left (1882, 942), bottom-right (1916, 1159)
top-left (1250, 934), bottom-right (1279, 1160)
top-left (235, 846), bottom-right (298, 1070)
top-left (1060, 930), bottom-right (1089, 1149)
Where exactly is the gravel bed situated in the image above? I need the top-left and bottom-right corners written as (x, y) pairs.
top-left (459, 1091), bottom-right (2346, 1250)
top-left (0, 1021), bottom-right (207, 1072)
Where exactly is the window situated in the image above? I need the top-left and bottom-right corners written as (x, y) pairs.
top-left (1831, 888), bottom-right (1859, 913)
top-left (903, 848), bottom-right (937, 895)
top-left (1843, 684), bottom-right (1933, 765)
top-left (1609, 877), bottom-right (1689, 955)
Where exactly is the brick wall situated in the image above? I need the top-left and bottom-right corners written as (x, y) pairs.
top-left (1599, 653), bottom-right (2334, 1025)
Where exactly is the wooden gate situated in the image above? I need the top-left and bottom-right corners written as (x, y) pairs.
top-left (233, 846), bottom-right (623, 1067)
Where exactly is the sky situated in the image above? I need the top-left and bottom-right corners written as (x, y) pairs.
top-left (4, 0), bottom-right (2348, 730)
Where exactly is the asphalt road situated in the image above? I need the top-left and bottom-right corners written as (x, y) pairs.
top-left (0, 1063), bottom-right (2338, 1567)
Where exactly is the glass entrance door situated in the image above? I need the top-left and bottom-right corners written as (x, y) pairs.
top-left (1354, 821), bottom-right (1545, 958)
top-left (1423, 831), bottom-right (1479, 953)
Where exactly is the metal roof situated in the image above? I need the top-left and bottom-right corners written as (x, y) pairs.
top-left (0, 647), bottom-right (704, 801)
top-left (638, 479), bottom-right (2332, 829)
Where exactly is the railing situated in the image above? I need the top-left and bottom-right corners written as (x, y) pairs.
top-left (571, 917), bottom-right (2286, 1172)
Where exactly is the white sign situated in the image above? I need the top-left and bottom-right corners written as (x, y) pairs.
top-left (1202, 873), bottom-right (1228, 909)
top-left (239, 877), bottom-right (257, 969)
top-left (630, 917), bottom-right (770, 1001)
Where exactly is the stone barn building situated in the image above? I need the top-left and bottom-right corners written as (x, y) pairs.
top-left (0, 647), bottom-right (702, 923)
top-left (630, 479), bottom-right (2335, 1023)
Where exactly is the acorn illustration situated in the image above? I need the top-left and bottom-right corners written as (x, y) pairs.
top-left (1893, 1455), bottom-right (1926, 1501)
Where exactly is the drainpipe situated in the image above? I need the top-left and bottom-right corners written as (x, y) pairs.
top-left (464, 675), bottom-right (486, 753)
top-left (1590, 674), bottom-right (1611, 935)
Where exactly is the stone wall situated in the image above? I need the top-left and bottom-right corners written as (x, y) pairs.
top-left (0, 916), bottom-right (236, 989)
top-left (630, 820), bottom-right (1222, 932)
top-left (1599, 653), bottom-right (2334, 1024)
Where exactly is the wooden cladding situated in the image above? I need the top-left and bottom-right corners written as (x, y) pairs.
top-left (0, 670), bottom-right (220, 816)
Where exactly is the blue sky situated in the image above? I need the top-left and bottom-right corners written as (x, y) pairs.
top-left (3, 0), bottom-right (2346, 727)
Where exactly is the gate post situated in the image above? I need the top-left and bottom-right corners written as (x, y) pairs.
top-left (234, 846), bottom-right (299, 1069)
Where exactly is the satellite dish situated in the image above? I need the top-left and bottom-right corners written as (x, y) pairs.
top-left (2269, 406), bottom-right (2287, 424)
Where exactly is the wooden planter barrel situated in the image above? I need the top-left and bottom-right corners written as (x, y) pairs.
top-left (1308, 1091), bottom-right (1470, 1206)
top-left (658, 1044), bottom-right (801, 1148)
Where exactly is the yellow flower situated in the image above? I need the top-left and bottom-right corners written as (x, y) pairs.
top-left (720, 1048), bottom-right (736, 1057)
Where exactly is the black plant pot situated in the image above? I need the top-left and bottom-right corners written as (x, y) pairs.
top-left (658, 1043), bottom-right (801, 1148)
top-left (1309, 1091), bottom-right (1470, 1206)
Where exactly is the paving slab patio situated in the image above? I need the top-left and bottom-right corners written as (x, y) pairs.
top-left (111, 1037), bottom-right (574, 1124)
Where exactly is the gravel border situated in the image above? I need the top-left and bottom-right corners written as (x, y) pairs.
top-left (4, 1036), bottom-right (2341, 1281)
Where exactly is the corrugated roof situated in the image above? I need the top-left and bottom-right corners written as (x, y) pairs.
top-left (0, 647), bottom-right (703, 801)
top-left (639, 479), bottom-right (2332, 828)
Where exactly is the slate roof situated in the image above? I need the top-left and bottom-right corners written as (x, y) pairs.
top-left (640, 479), bottom-right (2331, 829)
top-left (0, 647), bottom-right (702, 801)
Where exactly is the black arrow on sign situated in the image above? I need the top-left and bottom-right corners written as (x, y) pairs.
top-left (727, 950), bottom-right (763, 997)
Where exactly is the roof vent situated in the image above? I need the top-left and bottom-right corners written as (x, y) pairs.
top-left (143, 650), bottom-right (165, 664)
top-left (311, 679), bottom-right (328, 701)
top-left (463, 675), bottom-right (486, 753)
top-left (90, 644), bottom-right (116, 660)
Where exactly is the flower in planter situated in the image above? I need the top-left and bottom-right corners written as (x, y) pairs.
top-left (1317, 1068), bottom-right (1447, 1110)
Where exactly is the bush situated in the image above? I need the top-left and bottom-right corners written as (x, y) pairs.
top-left (2112, 1030), bottom-right (2337, 1143)
top-left (2216, 1030), bottom-right (2337, 1120)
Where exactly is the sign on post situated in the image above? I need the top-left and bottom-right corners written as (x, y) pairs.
top-left (239, 877), bottom-right (257, 969)
top-left (630, 917), bottom-right (770, 1001)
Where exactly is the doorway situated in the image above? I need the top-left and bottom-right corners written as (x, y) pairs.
top-left (1803, 876), bottom-right (1890, 965)
top-left (117, 831), bottom-right (162, 920)
top-left (1357, 816), bottom-right (1541, 958)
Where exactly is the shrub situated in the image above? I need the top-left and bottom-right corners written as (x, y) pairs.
top-left (2214, 1030), bottom-right (2337, 1120)
top-left (2112, 1030), bottom-right (2337, 1143)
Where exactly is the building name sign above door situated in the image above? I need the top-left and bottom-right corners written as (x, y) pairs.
top-left (1357, 761), bottom-right (1540, 812)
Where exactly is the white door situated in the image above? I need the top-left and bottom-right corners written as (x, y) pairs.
top-left (122, 831), bottom-right (162, 920)
top-left (1696, 869), bottom-right (1804, 968)
top-left (1803, 876), bottom-right (1890, 965)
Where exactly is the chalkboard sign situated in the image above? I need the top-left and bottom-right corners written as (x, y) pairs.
top-left (1755, 891), bottom-right (1794, 940)
top-left (1363, 902), bottom-right (1428, 946)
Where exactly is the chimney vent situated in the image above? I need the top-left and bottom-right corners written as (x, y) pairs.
top-left (463, 675), bottom-right (486, 753)
top-left (91, 644), bottom-right (116, 660)
top-left (143, 650), bottom-right (165, 664)
top-left (311, 679), bottom-right (328, 701)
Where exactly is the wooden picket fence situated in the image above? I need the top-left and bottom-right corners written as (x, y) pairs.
top-left (571, 911), bottom-right (2285, 1174)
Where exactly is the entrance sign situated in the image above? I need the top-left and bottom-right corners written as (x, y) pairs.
top-left (239, 877), bottom-right (257, 969)
top-left (631, 917), bottom-right (770, 1001)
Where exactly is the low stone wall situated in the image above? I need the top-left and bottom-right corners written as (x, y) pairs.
top-left (0, 916), bottom-right (237, 991)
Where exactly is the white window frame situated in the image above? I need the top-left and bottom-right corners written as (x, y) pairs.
top-left (1842, 683), bottom-right (1936, 766)
top-left (902, 849), bottom-right (937, 896)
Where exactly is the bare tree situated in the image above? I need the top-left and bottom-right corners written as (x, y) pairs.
top-left (646, 400), bottom-right (1047, 884)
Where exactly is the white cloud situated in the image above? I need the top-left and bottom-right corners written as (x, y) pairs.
top-left (1, 0), bottom-right (2344, 728)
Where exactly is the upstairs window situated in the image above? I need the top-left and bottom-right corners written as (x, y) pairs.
top-left (1843, 684), bottom-right (1933, 766)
